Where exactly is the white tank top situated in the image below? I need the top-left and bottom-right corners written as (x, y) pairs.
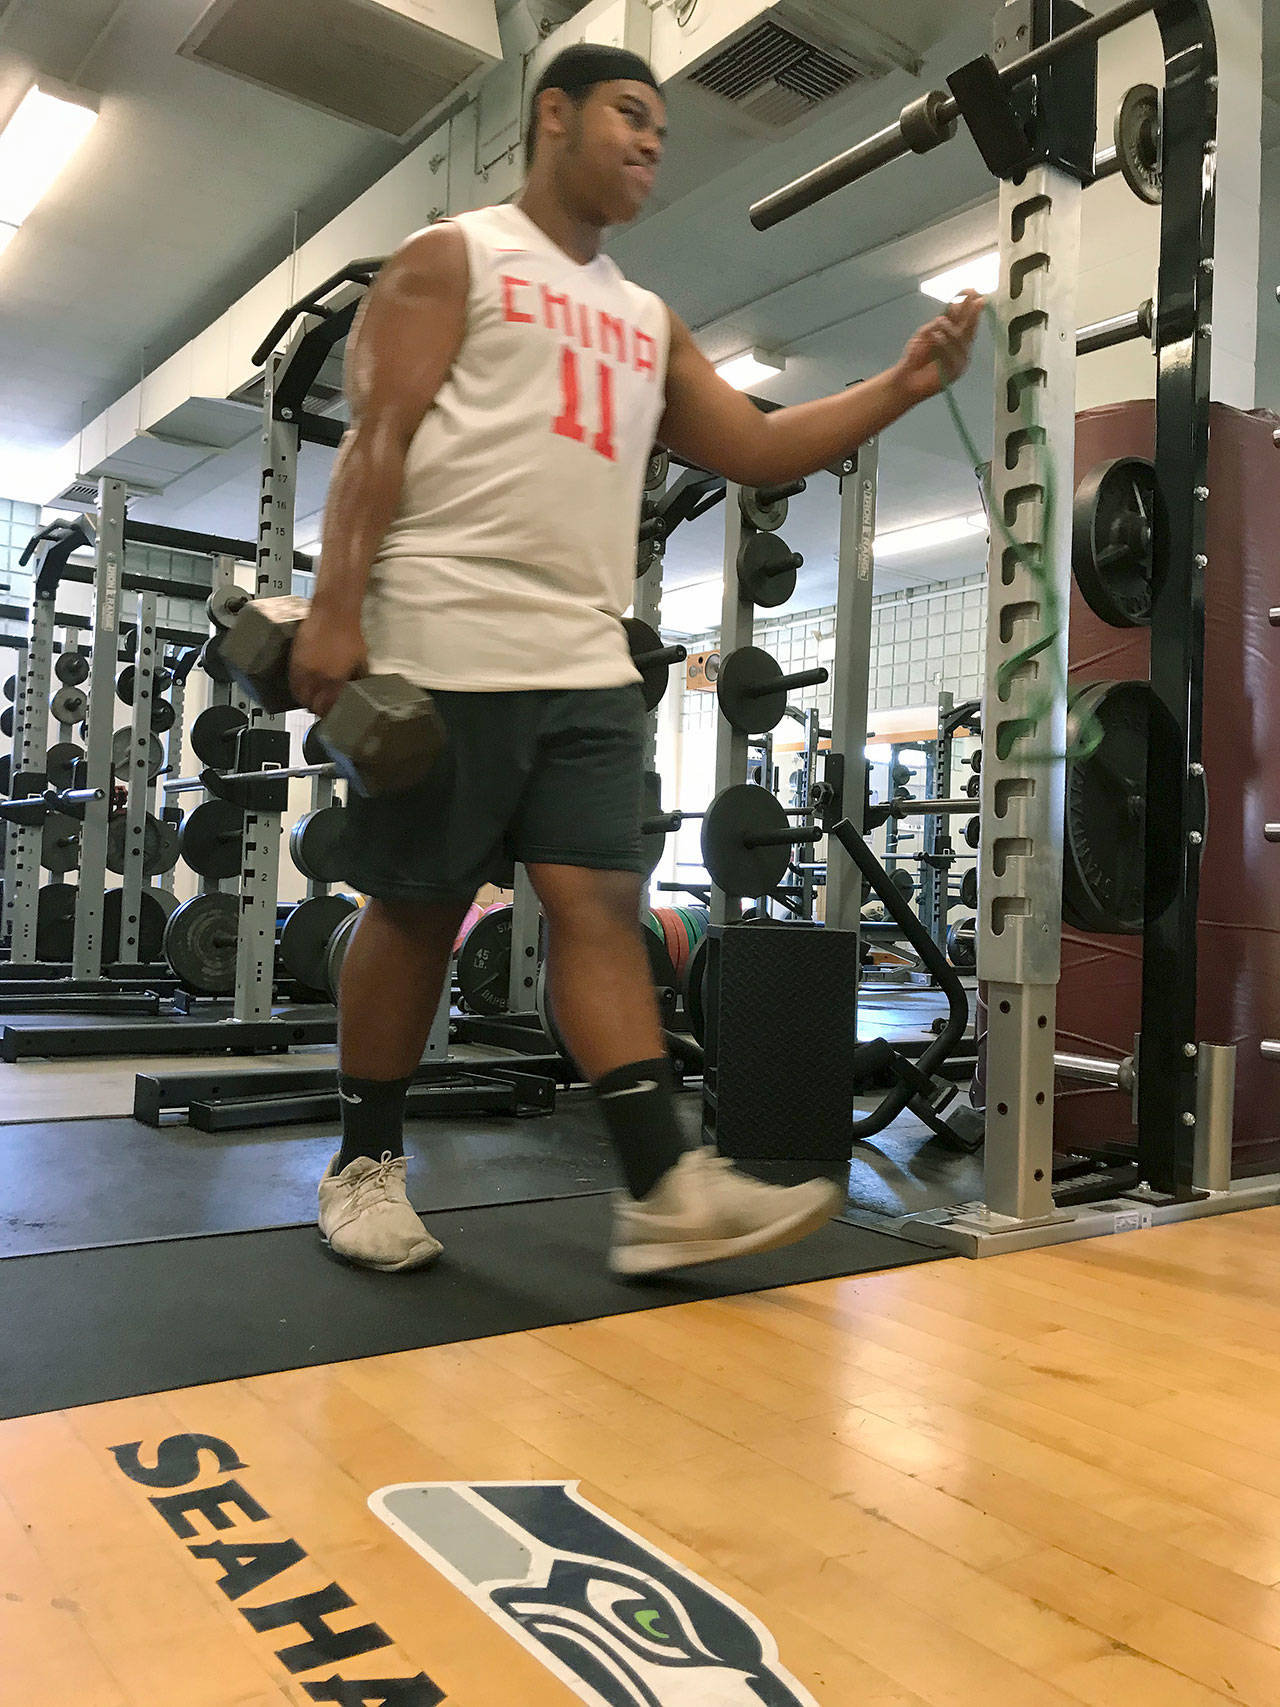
top-left (362, 202), bottom-right (671, 692)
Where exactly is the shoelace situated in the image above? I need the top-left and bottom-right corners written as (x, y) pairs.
top-left (352, 1151), bottom-right (399, 1205)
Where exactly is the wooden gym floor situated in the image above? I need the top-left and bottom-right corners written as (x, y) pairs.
top-left (7, 1208), bottom-right (1280, 1705)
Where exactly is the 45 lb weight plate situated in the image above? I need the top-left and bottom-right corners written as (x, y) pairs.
top-left (164, 892), bottom-right (239, 994)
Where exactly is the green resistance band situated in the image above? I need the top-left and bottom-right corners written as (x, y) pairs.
top-left (934, 303), bottom-right (1102, 764)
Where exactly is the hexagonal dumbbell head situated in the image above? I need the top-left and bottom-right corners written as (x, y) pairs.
top-left (221, 595), bottom-right (309, 714)
top-left (317, 675), bottom-right (447, 798)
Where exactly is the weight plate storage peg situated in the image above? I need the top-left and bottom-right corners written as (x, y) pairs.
top-left (54, 649), bottom-right (89, 687)
top-left (702, 783), bottom-right (795, 897)
top-left (180, 798), bottom-right (243, 881)
top-left (40, 813), bottom-right (81, 874)
top-left (50, 686), bottom-right (88, 725)
top-left (191, 704), bottom-right (248, 768)
top-left (736, 531), bottom-right (802, 608)
top-left (1072, 457), bottom-right (1157, 628)
top-left (716, 646), bottom-right (827, 736)
top-left (289, 805), bottom-right (348, 883)
top-left (623, 618), bottom-right (685, 714)
top-left (739, 478), bottom-right (804, 535)
top-left (111, 727), bottom-right (164, 780)
top-left (1114, 82), bottom-right (1162, 205)
top-left (279, 894), bottom-right (358, 997)
top-left (164, 891), bottom-right (239, 994)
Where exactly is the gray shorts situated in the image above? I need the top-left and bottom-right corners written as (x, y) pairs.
top-left (340, 685), bottom-right (648, 903)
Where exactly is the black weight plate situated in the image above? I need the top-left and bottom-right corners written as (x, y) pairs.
top-left (716, 646), bottom-right (785, 736)
top-left (890, 867), bottom-right (916, 905)
top-left (644, 448), bottom-right (669, 492)
top-left (54, 650), bottom-right (89, 686)
top-left (1072, 457), bottom-right (1156, 628)
top-left (191, 703), bottom-right (248, 768)
top-left (643, 929), bottom-right (679, 1030)
top-left (1114, 81), bottom-right (1161, 205)
top-left (200, 630), bottom-right (231, 685)
top-left (739, 484), bottom-right (789, 534)
top-left (150, 697), bottom-right (176, 733)
top-left (0, 755), bottom-right (11, 793)
top-left (49, 686), bottom-right (87, 725)
top-left (623, 617), bottom-right (672, 714)
top-left (289, 806), bottom-right (348, 883)
top-left (1062, 679), bottom-right (1182, 935)
top-left (150, 887), bottom-right (180, 918)
top-left (0, 706), bottom-right (12, 739)
top-left (963, 816), bottom-right (981, 849)
top-left (279, 894), bottom-right (358, 996)
top-left (106, 811), bottom-right (180, 878)
top-left (117, 665), bottom-right (176, 706)
top-left (164, 892), bottom-right (239, 994)
top-left (701, 783), bottom-right (792, 897)
top-left (324, 907), bottom-right (361, 1002)
top-left (685, 934), bottom-right (709, 1045)
top-left (103, 888), bottom-right (168, 963)
top-left (639, 770), bottom-right (666, 881)
top-left (40, 812), bottom-right (81, 874)
top-left (45, 741), bottom-right (84, 791)
top-left (737, 531), bottom-right (798, 608)
top-left (2, 675), bottom-right (13, 702)
top-left (36, 882), bottom-right (77, 962)
top-left (636, 533), bottom-right (659, 578)
top-left (959, 865), bottom-right (979, 910)
top-left (456, 904), bottom-right (513, 1015)
top-left (947, 919), bottom-right (977, 972)
top-left (111, 727), bottom-right (165, 780)
top-left (179, 798), bottom-right (244, 880)
top-left (303, 721), bottom-right (328, 767)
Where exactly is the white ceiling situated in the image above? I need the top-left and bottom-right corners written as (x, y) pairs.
top-left (2, 0), bottom-right (1279, 615)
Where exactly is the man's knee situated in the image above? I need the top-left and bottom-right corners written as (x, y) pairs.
top-left (365, 895), bottom-right (473, 944)
top-left (538, 869), bottom-right (643, 935)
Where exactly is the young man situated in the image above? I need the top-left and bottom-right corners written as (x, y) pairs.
top-left (291, 43), bottom-right (981, 1277)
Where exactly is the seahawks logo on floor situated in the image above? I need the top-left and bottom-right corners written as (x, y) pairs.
top-left (369, 1480), bottom-right (820, 1706)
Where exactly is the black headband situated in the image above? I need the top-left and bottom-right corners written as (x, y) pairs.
top-left (532, 44), bottom-right (660, 105)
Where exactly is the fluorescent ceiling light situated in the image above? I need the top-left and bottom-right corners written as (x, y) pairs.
top-left (920, 249), bottom-right (1000, 303)
top-left (0, 84), bottom-right (99, 231)
top-left (875, 512), bottom-right (986, 561)
top-left (715, 349), bottom-right (785, 391)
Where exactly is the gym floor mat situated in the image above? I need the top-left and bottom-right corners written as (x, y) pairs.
top-left (0, 1192), bottom-right (943, 1419)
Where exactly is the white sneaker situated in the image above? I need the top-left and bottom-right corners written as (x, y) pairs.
top-left (610, 1148), bottom-right (844, 1276)
top-left (318, 1151), bottom-right (442, 1273)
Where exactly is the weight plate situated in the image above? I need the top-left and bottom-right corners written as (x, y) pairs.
top-left (45, 741), bottom-right (84, 791)
top-left (324, 907), bottom-right (361, 1002)
top-left (685, 934), bottom-right (709, 1044)
top-left (50, 686), bottom-right (88, 725)
top-left (199, 630), bottom-right (231, 685)
top-left (279, 894), bottom-right (358, 997)
top-left (623, 617), bottom-right (674, 714)
top-left (207, 585), bottom-right (251, 629)
top-left (36, 882), bottom-right (77, 962)
top-left (1072, 457), bottom-right (1156, 628)
top-left (1114, 82), bottom-right (1162, 205)
top-left (644, 448), bottom-right (669, 493)
top-left (289, 805), bottom-right (349, 884)
top-left (103, 888), bottom-right (168, 964)
top-left (191, 703), bottom-right (248, 768)
top-left (716, 646), bottom-right (786, 736)
top-left (1062, 679), bottom-right (1183, 935)
top-left (0, 755), bottom-right (11, 794)
top-left (116, 665), bottom-right (175, 706)
top-left (737, 531), bottom-right (800, 609)
top-left (303, 721), bottom-right (328, 767)
top-left (150, 887), bottom-right (180, 919)
top-left (150, 697), bottom-right (176, 733)
top-left (179, 798), bottom-right (244, 880)
top-left (54, 650), bottom-right (89, 687)
top-left (111, 727), bottom-right (165, 780)
top-left (965, 773), bottom-right (981, 797)
top-left (739, 484), bottom-right (789, 534)
top-left (456, 903), bottom-right (513, 1015)
top-left (959, 866), bottom-right (979, 910)
top-left (963, 816), bottom-right (981, 850)
top-left (164, 892), bottom-right (239, 995)
top-left (889, 867), bottom-right (916, 905)
top-left (106, 811), bottom-right (181, 877)
top-left (701, 783), bottom-right (792, 897)
top-left (0, 706), bottom-right (12, 739)
top-left (2, 675), bottom-right (13, 703)
top-left (40, 812), bottom-right (81, 874)
top-left (946, 919), bottom-right (977, 972)
top-left (640, 770), bottom-right (666, 880)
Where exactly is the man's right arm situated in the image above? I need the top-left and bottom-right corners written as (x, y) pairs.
top-left (290, 223), bottom-right (469, 715)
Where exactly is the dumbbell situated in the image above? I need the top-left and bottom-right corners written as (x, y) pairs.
top-left (220, 596), bottom-right (447, 798)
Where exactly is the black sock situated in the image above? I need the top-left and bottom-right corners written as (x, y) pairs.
top-left (594, 1057), bottom-right (686, 1200)
top-left (336, 1073), bottom-right (414, 1170)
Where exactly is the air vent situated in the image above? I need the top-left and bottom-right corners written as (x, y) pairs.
top-left (689, 19), bottom-right (861, 129)
top-left (48, 481), bottom-right (100, 511)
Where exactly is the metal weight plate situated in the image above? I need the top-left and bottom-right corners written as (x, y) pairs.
top-left (164, 892), bottom-right (239, 994)
top-left (50, 686), bottom-right (88, 725)
top-left (1062, 679), bottom-right (1182, 935)
top-left (456, 903), bottom-right (513, 1015)
top-left (150, 697), bottom-right (176, 733)
top-left (103, 888), bottom-right (168, 963)
top-left (739, 484), bottom-right (789, 534)
top-left (40, 813), bottom-right (81, 874)
top-left (644, 448), bottom-right (669, 492)
top-left (737, 532), bottom-right (799, 608)
top-left (279, 894), bottom-right (359, 996)
top-left (54, 650), bottom-right (89, 687)
top-left (323, 907), bottom-right (361, 1002)
top-left (36, 882), bottom-right (77, 962)
top-left (191, 703), bottom-right (248, 768)
top-left (302, 721), bottom-right (328, 767)
top-left (207, 585), bottom-right (251, 629)
top-left (200, 630), bottom-right (232, 685)
top-left (179, 798), bottom-right (244, 880)
top-left (150, 887), bottom-right (180, 919)
top-left (1071, 458), bottom-right (1156, 628)
top-left (701, 783), bottom-right (792, 897)
top-left (2, 675), bottom-right (13, 703)
top-left (111, 727), bottom-right (165, 780)
top-left (289, 805), bottom-right (349, 883)
top-left (946, 919), bottom-right (977, 972)
top-left (716, 646), bottom-right (787, 735)
top-left (959, 865), bottom-right (979, 910)
top-left (1114, 82), bottom-right (1162, 205)
top-left (106, 811), bottom-right (181, 877)
top-left (0, 706), bottom-right (12, 739)
top-left (623, 617), bottom-right (673, 714)
top-left (45, 741), bottom-right (84, 791)
top-left (963, 816), bottom-right (981, 849)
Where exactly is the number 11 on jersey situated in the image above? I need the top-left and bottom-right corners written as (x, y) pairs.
top-left (552, 346), bottom-right (617, 462)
